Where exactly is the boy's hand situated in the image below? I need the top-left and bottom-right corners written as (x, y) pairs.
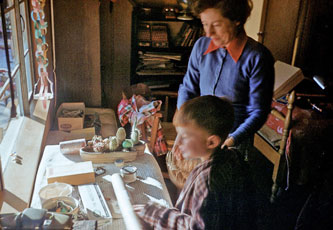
top-left (133, 204), bottom-right (154, 229)
top-left (133, 204), bottom-right (145, 213)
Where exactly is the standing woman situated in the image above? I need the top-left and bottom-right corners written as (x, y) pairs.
top-left (176, 0), bottom-right (275, 157)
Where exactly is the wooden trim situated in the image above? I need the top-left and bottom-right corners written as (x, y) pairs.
top-left (14, 0), bottom-right (30, 115)
top-left (271, 108), bottom-right (285, 121)
top-left (291, 0), bottom-right (308, 66)
top-left (258, 0), bottom-right (269, 43)
top-left (151, 91), bottom-right (178, 97)
top-left (254, 91), bottom-right (296, 185)
top-left (278, 91), bottom-right (295, 155)
top-left (149, 113), bottom-right (162, 152)
top-left (127, 0), bottom-right (137, 7)
top-left (23, 0), bottom-right (35, 95)
top-left (0, 65), bottom-right (19, 100)
top-left (254, 134), bottom-right (280, 165)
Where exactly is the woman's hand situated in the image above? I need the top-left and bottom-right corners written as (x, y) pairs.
top-left (222, 137), bottom-right (235, 148)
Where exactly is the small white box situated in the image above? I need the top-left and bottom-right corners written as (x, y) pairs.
top-left (57, 102), bottom-right (85, 131)
top-left (46, 161), bottom-right (95, 185)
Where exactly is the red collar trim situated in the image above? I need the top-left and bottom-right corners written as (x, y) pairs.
top-left (203, 33), bottom-right (248, 63)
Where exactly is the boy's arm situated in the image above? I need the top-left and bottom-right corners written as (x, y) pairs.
top-left (135, 202), bottom-right (204, 230)
top-left (134, 170), bottom-right (208, 229)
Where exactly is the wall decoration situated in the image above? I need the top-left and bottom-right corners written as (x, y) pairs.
top-left (31, 0), bottom-right (54, 103)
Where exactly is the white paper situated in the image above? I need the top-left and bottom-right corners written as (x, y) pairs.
top-left (78, 183), bottom-right (112, 220)
top-left (108, 173), bottom-right (142, 230)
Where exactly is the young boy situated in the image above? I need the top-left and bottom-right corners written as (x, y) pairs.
top-left (134, 95), bottom-right (255, 230)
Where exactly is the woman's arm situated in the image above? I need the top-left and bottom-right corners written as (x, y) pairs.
top-left (229, 49), bottom-right (275, 145)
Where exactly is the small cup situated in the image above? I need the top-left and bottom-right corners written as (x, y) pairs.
top-left (115, 158), bottom-right (124, 167)
top-left (120, 165), bottom-right (137, 183)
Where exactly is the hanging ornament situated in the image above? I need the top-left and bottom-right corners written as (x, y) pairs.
top-left (31, 0), bottom-right (54, 103)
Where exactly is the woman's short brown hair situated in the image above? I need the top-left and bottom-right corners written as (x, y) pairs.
top-left (192, 0), bottom-right (253, 27)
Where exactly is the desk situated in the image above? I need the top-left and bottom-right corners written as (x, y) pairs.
top-left (30, 145), bottom-right (172, 229)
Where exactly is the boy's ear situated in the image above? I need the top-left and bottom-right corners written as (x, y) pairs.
top-left (206, 135), bottom-right (221, 149)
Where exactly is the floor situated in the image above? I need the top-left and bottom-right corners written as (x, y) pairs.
top-left (162, 147), bottom-right (317, 230)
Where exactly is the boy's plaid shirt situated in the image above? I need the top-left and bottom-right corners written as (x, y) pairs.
top-left (137, 159), bottom-right (211, 229)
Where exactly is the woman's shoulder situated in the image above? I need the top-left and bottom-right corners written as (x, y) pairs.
top-left (243, 37), bottom-right (274, 60)
top-left (192, 36), bottom-right (211, 53)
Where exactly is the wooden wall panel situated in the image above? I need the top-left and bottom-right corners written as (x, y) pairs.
top-left (53, 0), bottom-right (101, 107)
top-left (134, 0), bottom-right (178, 7)
top-left (262, 0), bottom-right (301, 63)
top-left (100, 0), bottom-right (134, 111)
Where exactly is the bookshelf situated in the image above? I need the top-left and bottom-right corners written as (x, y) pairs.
top-left (131, 7), bottom-right (202, 90)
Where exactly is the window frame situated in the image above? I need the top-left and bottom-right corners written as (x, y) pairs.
top-left (1, 0), bottom-right (34, 115)
top-left (0, 0), bottom-right (36, 185)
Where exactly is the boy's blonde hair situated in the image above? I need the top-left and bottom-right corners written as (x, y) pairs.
top-left (173, 95), bottom-right (234, 144)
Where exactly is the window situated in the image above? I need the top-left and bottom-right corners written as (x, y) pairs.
top-left (0, 0), bottom-right (34, 172)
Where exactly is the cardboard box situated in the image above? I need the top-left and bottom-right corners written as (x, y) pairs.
top-left (46, 161), bottom-right (95, 185)
top-left (57, 102), bottom-right (85, 131)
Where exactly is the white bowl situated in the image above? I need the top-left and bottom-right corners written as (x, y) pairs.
top-left (42, 196), bottom-right (79, 215)
top-left (39, 182), bottom-right (73, 204)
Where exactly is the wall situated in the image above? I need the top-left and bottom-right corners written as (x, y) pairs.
top-left (245, 0), bottom-right (265, 41)
top-left (53, 0), bottom-right (101, 107)
top-left (134, 0), bottom-right (177, 7)
top-left (262, 0), bottom-right (301, 63)
top-left (100, 0), bottom-right (134, 111)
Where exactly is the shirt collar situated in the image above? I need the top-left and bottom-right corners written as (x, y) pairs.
top-left (203, 32), bottom-right (248, 63)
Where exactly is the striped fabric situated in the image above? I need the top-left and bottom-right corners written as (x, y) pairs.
top-left (117, 95), bottom-right (168, 156)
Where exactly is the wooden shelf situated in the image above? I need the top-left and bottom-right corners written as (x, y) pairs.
top-left (131, 6), bottom-right (201, 88)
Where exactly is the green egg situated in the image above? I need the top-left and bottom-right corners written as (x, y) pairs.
top-left (122, 139), bottom-right (134, 148)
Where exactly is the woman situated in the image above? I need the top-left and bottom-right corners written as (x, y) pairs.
top-left (177, 0), bottom-right (274, 155)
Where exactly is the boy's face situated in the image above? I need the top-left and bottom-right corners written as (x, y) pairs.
top-left (175, 124), bottom-right (212, 160)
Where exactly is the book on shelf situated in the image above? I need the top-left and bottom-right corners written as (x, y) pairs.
top-left (188, 28), bottom-right (199, 47)
top-left (181, 27), bottom-right (193, 47)
top-left (137, 23), bottom-right (152, 47)
top-left (174, 23), bottom-right (202, 47)
top-left (151, 24), bottom-right (169, 48)
top-left (136, 69), bottom-right (186, 76)
top-left (174, 23), bottom-right (190, 46)
top-left (148, 83), bottom-right (171, 89)
top-left (273, 60), bottom-right (305, 100)
top-left (142, 51), bottom-right (182, 61)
